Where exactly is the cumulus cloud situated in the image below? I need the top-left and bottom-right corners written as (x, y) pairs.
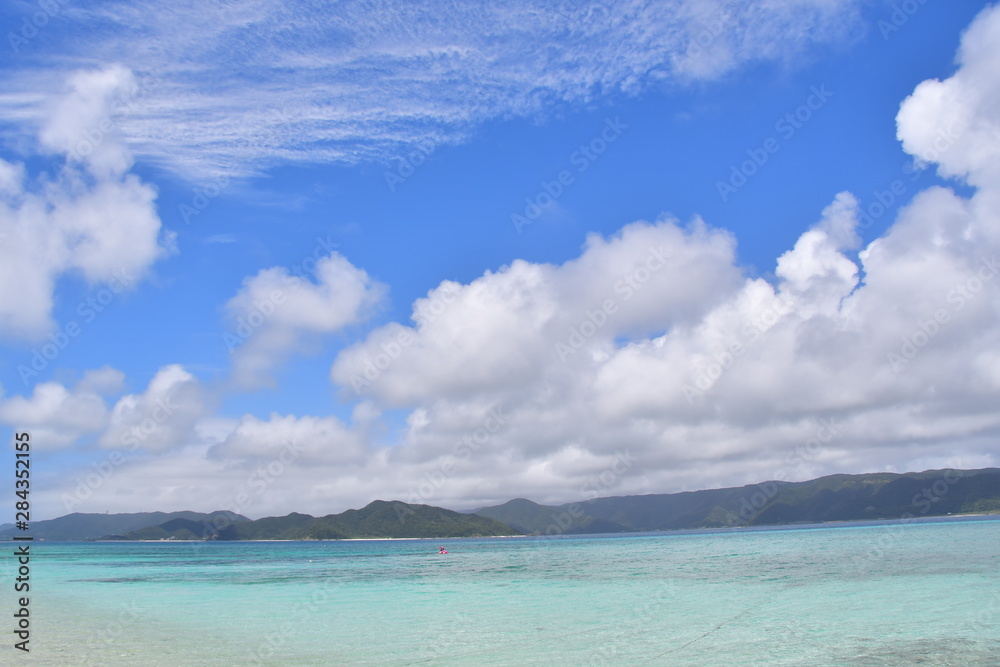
top-left (74, 366), bottom-right (127, 395)
top-left (38, 64), bottom-right (138, 179)
top-left (896, 4), bottom-right (1000, 189)
top-left (311, 4), bottom-right (1000, 507)
top-left (99, 365), bottom-right (207, 452)
top-left (0, 378), bottom-right (110, 448)
top-left (0, 65), bottom-right (172, 341)
top-left (331, 218), bottom-right (742, 404)
top-left (0, 159), bottom-right (24, 196)
top-left (0, 0), bottom-right (865, 178)
top-left (225, 252), bottom-right (385, 389)
top-left (23, 4), bottom-right (1000, 519)
top-left (774, 192), bottom-right (861, 318)
top-left (210, 413), bottom-right (366, 465)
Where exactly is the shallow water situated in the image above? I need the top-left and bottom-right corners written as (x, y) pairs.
top-left (5, 516), bottom-right (1000, 665)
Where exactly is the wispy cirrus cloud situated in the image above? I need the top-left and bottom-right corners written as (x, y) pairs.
top-left (16, 1), bottom-right (1000, 521)
top-left (0, 0), bottom-right (866, 179)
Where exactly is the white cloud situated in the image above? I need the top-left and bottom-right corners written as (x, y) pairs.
top-left (99, 365), bottom-right (208, 452)
top-left (308, 4), bottom-right (1000, 509)
top-left (0, 0), bottom-right (865, 179)
top-left (0, 159), bottom-right (24, 196)
top-left (74, 366), bottom-right (126, 395)
top-left (774, 192), bottom-right (861, 318)
top-left (38, 64), bottom-right (137, 179)
top-left (210, 413), bottom-right (366, 466)
top-left (331, 218), bottom-right (742, 405)
top-left (896, 4), bottom-right (1000, 190)
top-left (225, 252), bottom-right (385, 389)
top-left (0, 380), bottom-right (108, 448)
top-left (0, 65), bottom-right (173, 341)
top-left (21, 3), bottom-right (1000, 520)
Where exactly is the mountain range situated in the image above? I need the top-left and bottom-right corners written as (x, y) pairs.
top-left (0, 510), bottom-right (248, 541)
top-left (473, 468), bottom-right (1000, 534)
top-left (3, 468), bottom-right (998, 541)
top-left (131, 501), bottom-right (517, 541)
top-left (0, 502), bottom-right (514, 541)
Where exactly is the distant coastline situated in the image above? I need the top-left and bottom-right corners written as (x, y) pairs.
top-left (5, 468), bottom-right (999, 542)
top-left (74, 512), bottom-right (1000, 545)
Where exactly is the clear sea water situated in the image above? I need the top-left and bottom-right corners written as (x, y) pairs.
top-left (6, 516), bottom-right (1000, 665)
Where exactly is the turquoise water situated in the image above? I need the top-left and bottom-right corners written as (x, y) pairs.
top-left (5, 516), bottom-right (1000, 665)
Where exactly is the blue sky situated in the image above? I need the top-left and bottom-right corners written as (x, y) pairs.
top-left (1, 0), bottom-right (999, 520)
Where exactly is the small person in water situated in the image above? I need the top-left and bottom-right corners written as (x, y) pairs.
top-left (439, 546), bottom-right (448, 554)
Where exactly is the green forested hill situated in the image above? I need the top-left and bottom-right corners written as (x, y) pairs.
top-left (474, 468), bottom-right (1000, 534)
top-left (0, 510), bottom-right (249, 541)
top-left (8, 468), bottom-right (998, 542)
top-left (117, 501), bottom-right (518, 540)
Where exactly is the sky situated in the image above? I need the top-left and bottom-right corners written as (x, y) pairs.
top-left (1, 0), bottom-right (998, 521)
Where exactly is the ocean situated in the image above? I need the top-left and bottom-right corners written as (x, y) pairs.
top-left (7, 515), bottom-right (1000, 665)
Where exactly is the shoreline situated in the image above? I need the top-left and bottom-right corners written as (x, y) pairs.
top-left (80, 534), bottom-right (527, 543)
top-left (8, 512), bottom-right (998, 543)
